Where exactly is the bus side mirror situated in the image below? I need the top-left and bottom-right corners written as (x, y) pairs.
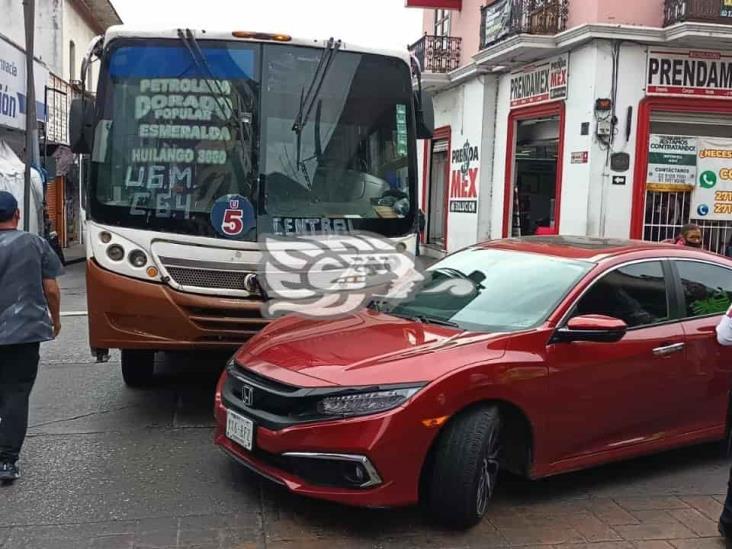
top-left (70, 98), bottom-right (95, 154)
top-left (415, 90), bottom-right (434, 140)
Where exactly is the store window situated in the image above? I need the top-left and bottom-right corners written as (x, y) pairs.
top-left (643, 111), bottom-right (732, 254)
top-left (511, 116), bottom-right (560, 236)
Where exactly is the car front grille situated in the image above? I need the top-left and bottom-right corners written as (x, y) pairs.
top-left (223, 364), bottom-right (337, 429)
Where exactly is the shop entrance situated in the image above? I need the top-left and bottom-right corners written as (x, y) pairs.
top-left (426, 138), bottom-right (449, 249)
top-left (636, 102), bottom-right (732, 254)
top-left (511, 116), bottom-right (560, 236)
top-left (502, 102), bottom-right (565, 238)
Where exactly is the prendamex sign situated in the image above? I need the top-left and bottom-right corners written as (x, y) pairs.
top-left (510, 54), bottom-right (569, 108)
top-left (647, 49), bottom-right (732, 99)
top-left (449, 141), bottom-right (479, 214)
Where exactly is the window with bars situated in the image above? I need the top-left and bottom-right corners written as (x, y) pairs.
top-left (642, 113), bottom-right (732, 256)
top-left (643, 191), bottom-right (732, 255)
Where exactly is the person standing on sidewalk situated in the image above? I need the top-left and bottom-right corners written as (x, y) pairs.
top-left (717, 306), bottom-right (732, 543)
top-left (0, 191), bottom-right (63, 482)
top-left (674, 223), bottom-right (704, 248)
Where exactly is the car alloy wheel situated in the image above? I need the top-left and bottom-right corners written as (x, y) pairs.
top-left (423, 404), bottom-right (502, 529)
top-left (476, 431), bottom-right (500, 516)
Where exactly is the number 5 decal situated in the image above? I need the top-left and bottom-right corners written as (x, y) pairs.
top-left (222, 209), bottom-right (244, 235)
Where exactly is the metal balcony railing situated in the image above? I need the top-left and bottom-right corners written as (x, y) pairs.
top-left (665, 0), bottom-right (732, 25)
top-left (409, 35), bottom-right (462, 74)
top-left (480, 0), bottom-right (569, 49)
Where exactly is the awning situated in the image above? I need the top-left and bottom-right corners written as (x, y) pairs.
top-left (405, 0), bottom-right (461, 10)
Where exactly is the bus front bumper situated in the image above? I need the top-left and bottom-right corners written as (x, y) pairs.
top-left (87, 259), bottom-right (268, 350)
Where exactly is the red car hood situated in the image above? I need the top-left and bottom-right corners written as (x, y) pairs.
top-left (234, 310), bottom-right (508, 387)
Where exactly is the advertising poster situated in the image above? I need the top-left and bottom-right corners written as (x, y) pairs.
top-left (691, 137), bottom-right (732, 220)
top-left (646, 135), bottom-right (697, 192)
top-left (482, 0), bottom-right (512, 47)
top-left (449, 140), bottom-right (479, 214)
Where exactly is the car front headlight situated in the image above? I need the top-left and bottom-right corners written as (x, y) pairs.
top-left (316, 386), bottom-right (423, 417)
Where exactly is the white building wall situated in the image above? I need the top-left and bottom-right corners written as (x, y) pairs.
top-left (598, 43), bottom-right (648, 239)
top-left (489, 72), bottom-right (512, 240)
top-left (561, 43), bottom-right (596, 236)
top-left (63, 1), bottom-right (100, 89)
top-left (0, 0), bottom-right (63, 74)
top-left (447, 78), bottom-right (484, 253)
top-left (477, 74), bottom-right (498, 242)
top-left (426, 76), bottom-right (497, 253)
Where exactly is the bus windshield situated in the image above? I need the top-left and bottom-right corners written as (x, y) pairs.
top-left (89, 39), bottom-right (416, 241)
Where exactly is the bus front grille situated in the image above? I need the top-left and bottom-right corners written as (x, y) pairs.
top-left (165, 266), bottom-right (253, 291)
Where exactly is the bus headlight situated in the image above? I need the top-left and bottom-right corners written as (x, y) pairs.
top-left (129, 249), bottom-right (148, 268)
top-left (107, 244), bottom-right (125, 261)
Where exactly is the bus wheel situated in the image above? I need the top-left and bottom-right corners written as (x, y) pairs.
top-left (120, 350), bottom-right (156, 387)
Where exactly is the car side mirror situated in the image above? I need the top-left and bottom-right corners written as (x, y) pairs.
top-left (552, 314), bottom-right (627, 344)
top-left (415, 89), bottom-right (434, 140)
top-left (70, 98), bottom-right (95, 154)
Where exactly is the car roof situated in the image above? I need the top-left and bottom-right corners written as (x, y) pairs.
top-left (476, 235), bottom-right (723, 263)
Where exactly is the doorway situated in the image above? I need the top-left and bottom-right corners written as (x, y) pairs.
top-left (427, 138), bottom-right (449, 249)
top-left (503, 102), bottom-right (565, 238)
top-left (512, 118), bottom-right (560, 236)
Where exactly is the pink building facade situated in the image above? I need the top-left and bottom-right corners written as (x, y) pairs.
top-left (407, 0), bottom-right (732, 257)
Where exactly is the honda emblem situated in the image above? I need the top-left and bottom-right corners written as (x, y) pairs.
top-left (241, 384), bottom-right (254, 407)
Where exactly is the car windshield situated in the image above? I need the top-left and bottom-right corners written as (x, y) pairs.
top-left (381, 248), bottom-right (592, 333)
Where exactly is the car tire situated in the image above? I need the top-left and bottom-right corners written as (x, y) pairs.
top-left (120, 350), bottom-right (156, 387)
top-left (424, 404), bottom-right (501, 529)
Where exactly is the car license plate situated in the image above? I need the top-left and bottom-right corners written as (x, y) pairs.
top-left (226, 409), bottom-right (254, 451)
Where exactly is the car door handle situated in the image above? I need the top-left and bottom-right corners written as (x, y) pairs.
top-left (652, 343), bottom-right (685, 357)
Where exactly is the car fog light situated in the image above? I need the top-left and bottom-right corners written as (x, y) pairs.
top-left (343, 463), bottom-right (367, 485)
top-left (107, 244), bottom-right (124, 261)
top-left (129, 249), bottom-right (148, 268)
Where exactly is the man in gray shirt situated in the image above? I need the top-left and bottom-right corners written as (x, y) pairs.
top-left (0, 190), bottom-right (63, 482)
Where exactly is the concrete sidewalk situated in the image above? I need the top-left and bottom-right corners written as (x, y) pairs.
top-left (63, 243), bottom-right (86, 265)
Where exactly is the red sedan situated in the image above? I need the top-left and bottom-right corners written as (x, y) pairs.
top-left (214, 236), bottom-right (732, 528)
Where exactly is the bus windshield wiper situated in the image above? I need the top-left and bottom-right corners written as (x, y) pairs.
top-left (177, 29), bottom-right (236, 128)
top-left (291, 37), bottom-right (341, 187)
top-left (177, 29), bottom-right (256, 194)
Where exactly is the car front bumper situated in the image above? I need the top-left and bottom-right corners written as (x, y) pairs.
top-left (213, 372), bottom-right (440, 508)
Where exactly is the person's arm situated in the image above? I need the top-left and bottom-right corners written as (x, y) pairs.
top-left (42, 278), bottom-right (61, 338)
top-left (717, 304), bottom-right (732, 346)
top-left (38, 237), bottom-right (64, 339)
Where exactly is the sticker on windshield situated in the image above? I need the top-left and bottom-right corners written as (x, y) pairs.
top-left (210, 194), bottom-right (255, 238)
